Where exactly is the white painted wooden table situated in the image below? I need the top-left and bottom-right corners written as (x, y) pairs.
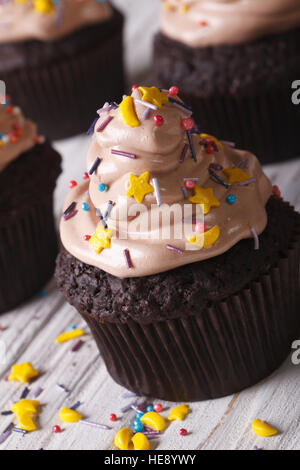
top-left (0, 0), bottom-right (299, 451)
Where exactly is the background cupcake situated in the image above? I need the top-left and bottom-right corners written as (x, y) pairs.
top-left (0, 98), bottom-right (61, 313)
top-left (0, 0), bottom-right (125, 140)
top-left (55, 86), bottom-right (300, 401)
top-left (153, 0), bottom-right (300, 164)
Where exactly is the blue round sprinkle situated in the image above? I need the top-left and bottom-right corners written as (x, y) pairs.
top-left (81, 202), bottom-right (90, 211)
top-left (146, 405), bottom-right (154, 412)
top-left (226, 194), bottom-right (236, 205)
top-left (135, 412), bottom-right (144, 420)
top-left (98, 183), bottom-right (106, 192)
top-left (133, 422), bottom-right (144, 433)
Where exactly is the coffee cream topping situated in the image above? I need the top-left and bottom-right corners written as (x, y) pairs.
top-left (0, 0), bottom-right (112, 43)
top-left (60, 87), bottom-right (272, 278)
top-left (160, 0), bottom-right (300, 47)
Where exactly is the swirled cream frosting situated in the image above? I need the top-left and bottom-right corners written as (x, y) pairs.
top-left (60, 86), bottom-right (273, 278)
top-left (0, 101), bottom-right (37, 172)
top-left (0, 0), bottom-right (112, 43)
top-left (160, 0), bottom-right (300, 47)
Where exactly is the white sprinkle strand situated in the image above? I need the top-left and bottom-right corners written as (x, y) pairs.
top-left (134, 99), bottom-right (158, 111)
top-left (152, 178), bottom-right (162, 207)
top-left (250, 227), bottom-right (259, 250)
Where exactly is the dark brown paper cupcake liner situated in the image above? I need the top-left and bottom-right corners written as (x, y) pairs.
top-left (0, 198), bottom-right (58, 313)
top-left (0, 10), bottom-right (125, 140)
top-left (79, 211), bottom-right (300, 401)
top-left (153, 29), bottom-right (300, 164)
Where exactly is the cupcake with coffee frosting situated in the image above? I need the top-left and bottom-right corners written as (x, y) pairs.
top-left (0, 0), bottom-right (125, 139)
top-left (154, 0), bottom-right (300, 164)
top-left (0, 97), bottom-right (61, 313)
top-left (56, 86), bottom-right (300, 401)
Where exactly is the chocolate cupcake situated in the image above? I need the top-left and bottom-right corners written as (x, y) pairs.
top-left (0, 98), bottom-right (61, 313)
top-left (153, 0), bottom-right (300, 164)
top-left (0, 0), bottom-right (125, 140)
top-left (55, 86), bottom-right (300, 401)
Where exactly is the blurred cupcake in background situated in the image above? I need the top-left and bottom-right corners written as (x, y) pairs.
top-left (0, 97), bottom-right (61, 313)
top-left (0, 0), bottom-right (125, 140)
top-left (154, 0), bottom-right (300, 164)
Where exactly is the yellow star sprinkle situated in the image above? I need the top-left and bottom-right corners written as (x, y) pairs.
top-left (223, 168), bottom-right (250, 184)
top-left (189, 185), bottom-right (220, 214)
top-left (55, 329), bottom-right (84, 344)
top-left (127, 171), bottom-right (154, 204)
top-left (33, 0), bottom-right (54, 14)
top-left (8, 362), bottom-right (39, 384)
top-left (138, 86), bottom-right (168, 110)
top-left (90, 224), bottom-right (114, 254)
top-left (11, 399), bottom-right (40, 432)
top-left (188, 225), bottom-right (220, 248)
top-left (168, 404), bottom-right (189, 421)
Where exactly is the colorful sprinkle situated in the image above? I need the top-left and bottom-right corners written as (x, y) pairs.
top-left (86, 117), bottom-right (98, 135)
top-left (52, 425), bottom-right (61, 434)
top-left (180, 428), bottom-right (188, 436)
top-left (124, 249), bottom-right (133, 269)
top-left (272, 185), bottom-right (281, 198)
top-left (84, 235), bottom-right (91, 241)
top-left (79, 420), bottom-right (112, 431)
top-left (168, 86), bottom-right (179, 96)
top-left (154, 115), bottom-right (164, 126)
top-left (63, 202), bottom-right (76, 217)
top-left (119, 96), bottom-right (140, 127)
top-left (55, 329), bottom-right (84, 344)
top-left (179, 143), bottom-right (188, 163)
top-left (90, 224), bottom-right (113, 254)
top-left (71, 340), bottom-right (83, 352)
top-left (98, 183), bottom-right (106, 192)
top-left (89, 157), bottom-right (101, 175)
top-left (250, 227), bottom-right (259, 250)
top-left (153, 403), bottom-right (163, 413)
top-left (138, 86), bottom-right (168, 110)
top-left (135, 98), bottom-right (158, 111)
top-left (109, 413), bottom-right (117, 422)
top-left (111, 149), bottom-right (137, 159)
top-left (8, 363), bottom-right (38, 384)
top-left (208, 169), bottom-right (229, 189)
top-left (83, 172), bottom-right (89, 180)
top-left (187, 131), bottom-right (197, 162)
top-left (226, 194), bottom-right (237, 205)
top-left (63, 210), bottom-right (78, 221)
top-left (181, 118), bottom-right (195, 131)
top-left (209, 163), bottom-right (223, 171)
top-left (127, 171), bottom-right (154, 204)
top-left (166, 244), bottom-right (183, 254)
top-left (69, 180), bottom-right (77, 189)
top-left (97, 115), bottom-right (114, 132)
top-left (81, 202), bottom-right (90, 211)
top-left (185, 179), bottom-right (195, 189)
top-left (104, 200), bottom-right (114, 220)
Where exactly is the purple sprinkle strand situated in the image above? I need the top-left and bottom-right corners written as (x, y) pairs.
top-left (111, 149), bottom-right (136, 159)
top-left (166, 244), bottom-right (183, 254)
top-left (97, 116), bottom-right (113, 132)
top-left (183, 177), bottom-right (200, 181)
top-left (89, 157), bottom-right (101, 175)
top-left (124, 249), bottom-right (133, 269)
top-left (209, 163), bottom-right (223, 171)
top-left (86, 118), bottom-right (98, 135)
top-left (238, 177), bottom-right (256, 186)
top-left (96, 208), bottom-right (108, 229)
top-left (122, 392), bottom-right (137, 399)
top-left (79, 420), bottom-right (112, 431)
top-left (12, 428), bottom-right (27, 435)
top-left (1, 411), bottom-right (13, 416)
top-left (0, 427), bottom-right (13, 444)
top-left (120, 400), bottom-right (137, 414)
top-left (250, 228), bottom-right (259, 250)
top-left (234, 160), bottom-right (243, 168)
top-left (63, 210), bottom-right (78, 221)
top-left (179, 144), bottom-right (188, 164)
top-left (168, 96), bottom-right (192, 113)
top-left (33, 387), bottom-right (43, 398)
top-left (72, 340), bottom-right (83, 352)
top-left (63, 201), bottom-right (76, 217)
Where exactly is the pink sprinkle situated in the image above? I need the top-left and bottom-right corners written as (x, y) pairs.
top-left (64, 210), bottom-right (78, 221)
top-left (97, 116), bottom-right (113, 132)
